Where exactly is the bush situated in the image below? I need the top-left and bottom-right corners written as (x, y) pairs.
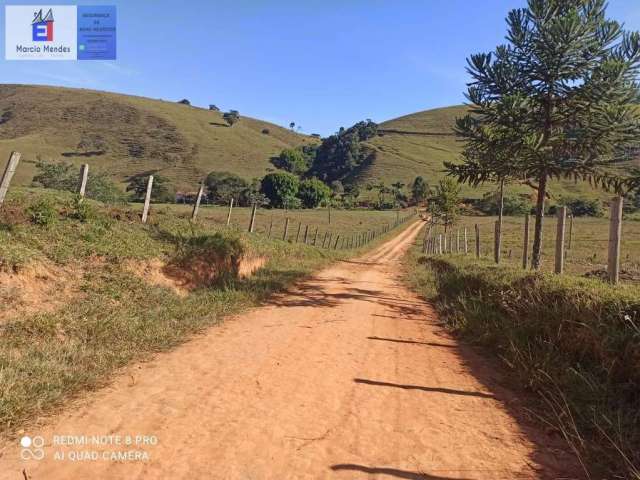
top-left (126, 174), bottom-right (176, 203)
top-left (272, 148), bottom-right (309, 175)
top-left (476, 191), bottom-right (531, 216)
top-left (298, 178), bottom-right (331, 208)
top-left (557, 197), bottom-right (605, 217)
top-left (261, 128), bottom-right (270, 135)
top-left (260, 172), bottom-right (299, 208)
top-left (205, 171), bottom-right (248, 205)
top-left (27, 199), bottom-right (57, 226)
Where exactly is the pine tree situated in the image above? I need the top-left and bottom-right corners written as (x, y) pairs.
top-left (462, 0), bottom-right (640, 269)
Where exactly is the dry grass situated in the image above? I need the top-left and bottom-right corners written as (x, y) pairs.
top-left (0, 84), bottom-right (316, 190)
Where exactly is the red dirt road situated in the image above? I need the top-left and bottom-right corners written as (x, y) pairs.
top-left (1, 221), bottom-right (579, 479)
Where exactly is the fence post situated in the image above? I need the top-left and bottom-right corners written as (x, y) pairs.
top-left (295, 222), bottom-right (302, 243)
top-left (568, 213), bottom-right (573, 251)
top-left (141, 175), bottom-right (154, 224)
top-left (313, 227), bottom-right (318, 246)
top-left (463, 227), bottom-right (468, 255)
top-left (456, 229), bottom-right (460, 253)
top-left (327, 233), bottom-right (333, 248)
top-left (303, 225), bottom-right (309, 244)
top-left (283, 217), bottom-right (290, 241)
top-left (191, 183), bottom-right (204, 221)
top-left (0, 151), bottom-right (21, 205)
top-left (226, 198), bottom-right (234, 226)
top-left (333, 235), bottom-right (340, 249)
top-left (78, 163), bottom-right (89, 199)
top-left (555, 206), bottom-right (567, 274)
top-left (523, 214), bottom-right (530, 269)
top-left (475, 224), bottom-right (480, 259)
top-left (268, 217), bottom-right (274, 238)
top-left (608, 196), bottom-right (623, 285)
top-left (494, 220), bottom-right (501, 264)
top-left (438, 234), bottom-right (443, 255)
top-left (322, 231), bottom-right (328, 248)
top-left (248, 203), bottom-right (257, 233)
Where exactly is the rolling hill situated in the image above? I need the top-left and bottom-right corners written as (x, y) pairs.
top-left (0, 84), bottom-right (315, 190)
top-left (361, 105), bottom-right (626, 200)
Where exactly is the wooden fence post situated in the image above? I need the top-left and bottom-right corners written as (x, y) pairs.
top-left (438, 234), bottom-right (443, 255)
top-left (0, 152), bottom-right (21, 205)
top-left (226, 198), bottom-right (234, 226)
top-left (295, 222), bottom-right (302, 243)
top-left (494, 220), bottom-right (501, 264)
top-left (475, 224), bottom-right (480, 259)
top-left (268, 217), bottom-right (274, 238)
top-left (141, 175), bottom-right (154, 224)
top-left (191, 183), bottom-right (204, 221)
top-left (523, 214), bottom-right (530, 269)
top-left (334, 235), bottom-right (340, 249)
top-left (555, 206), bottom-right (567, 274)
top-left (322, 231), bottom-right (328, 248)
top-left (283, 217), bottom-right (290, 241)
top-left (248, 203), bottom-right (257, 233)
top-left (456, 229), bottom-right (460, 253)
top-left (464, 227), bottom-right (468, 255)
top-left (608, 196), bottom-right (623, 285)
top-left (568, 213), bottom-right (573, 251)
top-left (313, 227), bottom-right (318, 246)
top-left (78, 163), bottom-right (89, 199)
top-left (327, 233), bottom-right (333, 248)
top-left (303, 225), bottom-right (309, 244)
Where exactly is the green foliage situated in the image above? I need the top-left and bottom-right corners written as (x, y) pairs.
top-left (411, 176), bottom-right (428, 204)
top-left (65, 196), bottom-right (99, 223)
top-left (126, 174), bottom-right (176, 203)
top-left (205, 171), bottom-right (249, 205)
top-left (428, 178), bottom-right (460, 229)
top-left (309, 120), bottom-right (378, 183)
top-left (476, 191), bottom-right (531, 216)
top-left (273, 148), bottom-right (309, 175)
top-left (260, 172), bottom-right (300, 208)
top-left (32, 161), bottom-right (125, 204)
top-left (556, 197), bottom-right (604, 218)
top-left (27, 198), bottom-right (57, 227)
top-left (223, 110), bottom-right (240, 126)
top-left (298, 178), bottom-right (331, 208)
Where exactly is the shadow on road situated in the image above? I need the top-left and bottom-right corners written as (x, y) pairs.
top-left (330, 464), bottom-right (473, 480)
top-left (353, 378), bottom-right (496, 399)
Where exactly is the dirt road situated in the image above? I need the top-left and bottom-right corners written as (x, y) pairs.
top-left (2, 221), bottom-right (578, 479)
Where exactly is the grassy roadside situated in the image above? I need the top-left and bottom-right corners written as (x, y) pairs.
top-left (403, 246), bottom-right (640, 479)
top-left (0, 188), bottom-right (415, 438)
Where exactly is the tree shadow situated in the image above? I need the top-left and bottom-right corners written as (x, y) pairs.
top-left (330, 464), bottom-right (473, 480)
top-left (367, 336), bottom-right (456, 348)
top-left (209, 121), bottom-right (229, 127)
top-left (353, 378), bottom-right (496, 399)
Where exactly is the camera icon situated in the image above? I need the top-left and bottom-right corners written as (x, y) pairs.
top-left (20, 436), bottom-right (45, 461)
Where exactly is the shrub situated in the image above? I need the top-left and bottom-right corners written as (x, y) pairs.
top-left (261, 128), bottom-right (270, 135)
top-left (126, 174), bottom-right (176, 203)
top-left (27, 199), bottom-right (57, 226)
top-left (476, 191), bottom-right (531, 216)
top-left (298, 178), bottom-right (331, 208)
top-left (260, 172), bottom-right (299, 208)
top-left (561, 197), bottom-right (604, 217)
top-left (205, 171), bottom-right (248, 205)
top-left (272, 148), bottom-right (309, 175)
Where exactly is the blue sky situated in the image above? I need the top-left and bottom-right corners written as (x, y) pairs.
top-left (2, 0), bottom-right (640, 135)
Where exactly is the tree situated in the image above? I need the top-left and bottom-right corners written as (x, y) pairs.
top-left (209, 104), bottom-right (220, 111)
top-left (391, 181), bottom-right (407, 207)
top-left (464, 0), bottom-right (640, 269)
top-left (289, 122), bottom-right (295, 131)
top-left (205, 171), bottom-right (248, 205)
top-left (260, 172), bottom-right (299, 208)
top-left (428, 178), bottom-right (460, 232)
top-left (273, 148), bottom-right (309, 175)
top-left (32, 161), bottom-right (124, 203)
top-left (308, 120), bottom-right (378, 183)
top-left (298, 178), bottom-right (331, 208)
top-left (223, 110), bottom-right (240, 126)
top-left (177, 99), bottom-right (190, 105)
top-left (411, 176), bottom-right (428, 204)
top-left (126, 173), bottom-right (175, 203)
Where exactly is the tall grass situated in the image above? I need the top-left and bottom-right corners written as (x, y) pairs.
top-left (405, 251), bottom-right (640, 479)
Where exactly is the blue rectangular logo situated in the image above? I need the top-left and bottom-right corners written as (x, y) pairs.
top-left (77, 5), bottom-right (116, 60)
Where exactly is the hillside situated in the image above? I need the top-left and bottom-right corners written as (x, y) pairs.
top-left (0, 84), bottom-right (315, 190)
top-left (363, 105), bottom-right (626, 200)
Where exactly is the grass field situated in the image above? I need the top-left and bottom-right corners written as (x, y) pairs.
top-left (425, 214), bottom-right (640, 282)
top-left (0, 84), bottom-right (315, 191)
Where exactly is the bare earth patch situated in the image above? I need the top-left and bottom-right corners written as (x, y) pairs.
top-left (125, 255), bottom-right (267, 296)
top-left (0, 262), bottom-right (80, 323)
